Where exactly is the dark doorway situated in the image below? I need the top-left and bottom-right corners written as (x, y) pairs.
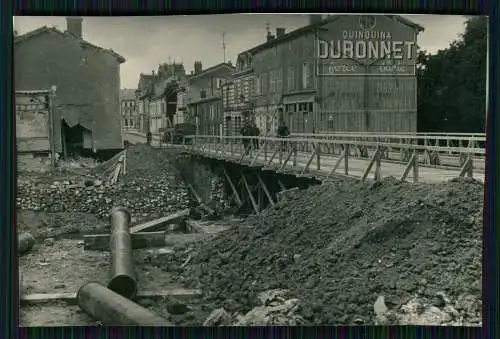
top-left (61, 119), bottom-right (94, 159)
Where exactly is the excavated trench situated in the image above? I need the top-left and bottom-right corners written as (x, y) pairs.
top-left (17, 145), bottom-right (483, 326)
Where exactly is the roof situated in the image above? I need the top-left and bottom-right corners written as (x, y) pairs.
top-left (120, 88), bottom-right (136, 101)
top-left (15, 26), bottom-right (126, 63)
top-left (239, 15), bottom-right (425, 57)
top-left (188, 62), bottom-right (235, 81)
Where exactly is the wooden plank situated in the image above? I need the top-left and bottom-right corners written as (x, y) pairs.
top-left (129, 209), bottom-right (190, 234)
top-left (21, 288), bottom-right (202, 305)
top-left (84, 231), bottom-right (166, 251)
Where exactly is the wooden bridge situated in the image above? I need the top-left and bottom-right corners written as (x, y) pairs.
top-left (182, 135), bottom-right (485, 183)
top-left (124, 131), bottom-right (485, 184)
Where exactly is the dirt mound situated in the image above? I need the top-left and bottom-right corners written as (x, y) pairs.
top-left (17, 145), bottom-right (191, 220)
top-left (124, 144), bottom-right (178, 178)
top-left (162, 177), bottom-right (482, 325)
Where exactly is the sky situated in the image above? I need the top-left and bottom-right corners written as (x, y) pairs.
top-left (14, 14), bottom-right (469, 89)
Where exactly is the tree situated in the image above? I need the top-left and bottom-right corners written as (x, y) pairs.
top-left (417, 17), bottom-right (487, 132)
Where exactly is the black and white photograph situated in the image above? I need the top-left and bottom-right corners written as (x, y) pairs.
top-left (15, 14), bottom-right (485, 326)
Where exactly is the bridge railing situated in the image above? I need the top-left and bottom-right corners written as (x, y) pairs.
top-left (179, 135), bottom-right (484, 182)
top-left (183, 134), bottom-right (485, 167)
top-left (290, 133), bottom-right (486, 153)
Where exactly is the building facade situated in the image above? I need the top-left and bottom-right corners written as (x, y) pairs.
top-left (241, 15), bottom-right (423, 134)
top-left (136, 63), bottom-right (186, 135)
top-left (14, 17), bottom-right (126, 152)
top-left (186, 62), bottom-right (235, 135)
top-left (223, 56), bottom-right (254, 136)
top-left (120, 89), bottom-right (138, 130)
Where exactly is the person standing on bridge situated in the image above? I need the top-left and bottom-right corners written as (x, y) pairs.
top-left (146, 131), bottom-right (152, 146)
top-left (277, 119), bottom-right (290, 153)
top-left (240, 120), bottom-right (252, 155)
top-left (251, 122), bottom-right (260, 150)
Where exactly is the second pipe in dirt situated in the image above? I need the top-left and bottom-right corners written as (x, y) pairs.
top-left (108, 207), bottom-right (137, 299)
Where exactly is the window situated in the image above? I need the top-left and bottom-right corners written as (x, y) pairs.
top-left (302, 62), bottom-right (312, 89)
top-left (234, 80), bottom-right (240, 102)
top-left (276, 69), bottom-right (283, 93)
top-left (269, 70), bottom-right (276, 93)
top-left (287, 66), bottom-right (296, 91)
top-left (262, 72), bottom-right (268, 94)
top-left (255, 75), bottom-right (262, 95)
top-left (216, 78), bottom-right (224, 89)
top-left (124, 119), bottom-right (128, 127)
top-left (209, 104), bottom-right (214, 120)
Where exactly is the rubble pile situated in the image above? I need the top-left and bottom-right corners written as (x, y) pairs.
top-left (17, 145), bottom-right (192, 220)
top-left (165, 177), bottom-right (482, 325)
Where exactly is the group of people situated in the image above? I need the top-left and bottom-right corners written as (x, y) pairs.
top-left (240, 118), bottom-right (290, 153)
top-left (240, 121), bottom-right (260, 152)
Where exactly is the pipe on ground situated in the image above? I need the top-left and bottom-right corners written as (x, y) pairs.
top-left (77, 282), bottom-right (170, 326)
top-left (108, 207), bottom-right (137, 299)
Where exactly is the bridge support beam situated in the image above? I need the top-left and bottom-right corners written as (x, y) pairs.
top-left (400, 152), bottom-right (419, 183)
top-left (459, 154), bottom-right (474, 178)
top-left (361, 147), bottom-right (382, 182)
top-left (256, 173), bottom-right (275, 206)
top-left (221, 165), bottom-right (243, 207)
top-left (240, 170), bottom-right (260, 215)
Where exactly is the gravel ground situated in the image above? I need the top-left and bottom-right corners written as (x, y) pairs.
top-left (159, 177), bottom-right (483, 325)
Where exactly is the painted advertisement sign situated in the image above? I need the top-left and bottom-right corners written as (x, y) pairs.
top-left (316, 15), bottom-right (418, 76)
top-left (16, 92), bottom-right (51, 152)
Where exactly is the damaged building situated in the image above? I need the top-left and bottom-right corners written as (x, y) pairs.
top-left (14, 17), bottom-right (126, 159)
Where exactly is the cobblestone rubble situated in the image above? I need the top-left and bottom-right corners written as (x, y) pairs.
top-left (17, 145), bottom-right (228, 236)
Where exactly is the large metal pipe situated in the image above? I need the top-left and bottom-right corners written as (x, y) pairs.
top-left (108, 207), bottom-right (137, 299)
top-left (77, 282), bottom-right (170, 325)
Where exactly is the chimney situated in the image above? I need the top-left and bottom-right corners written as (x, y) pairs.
top-left (276, 28), bottom-right (285, 38)
top-left (194, 61), bottom-right (202, 75)
top-left (309, 15), bottom-right (322, 26)
top-left (66, 17), bottom-right (83, 39)
top-left (266, 31), bottom-right (275, 42)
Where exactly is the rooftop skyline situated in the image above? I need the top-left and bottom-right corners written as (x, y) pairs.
top-left (15, 14), bottom-right (469, 89)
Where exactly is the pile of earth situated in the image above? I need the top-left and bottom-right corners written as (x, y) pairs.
top-left (154, 177), bottom-right (482, 325)
top-left (17, 145), bottom-right (191, 220)
top-left (17, 144), bottom-right (230, 224)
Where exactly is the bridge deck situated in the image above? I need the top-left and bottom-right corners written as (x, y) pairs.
top-left (188, 144), bottom-right (485, 184)
top-left (123, 131), bottom-right (485, 184)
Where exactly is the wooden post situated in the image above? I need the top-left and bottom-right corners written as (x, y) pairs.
top-left (292, 142), bottom-right (297, 167)
top-left (400, 152), bottom-right (418, 183)
top-left (48, 86), bottom-right (57, 168)
top-left (256, 173), bottom-right (275, 206)
top-left (241, 171), bottom-right (259, 215)
top-left (344, 144), bottom-right (349, 176)
top-left (264, 139), bottom-right (268, 161)
top-left (316, 143), bottom-right (321, 171)
top-left (326, 149), bottom-right (346, 179)
top-left (221, 165), bottom-right (242, 207)
top-left (458, 154), bottom-right (473, 178)
top-left (361, 147), bottom-right (381, 182)
top-left (301, 143), bottom-right (317, 174)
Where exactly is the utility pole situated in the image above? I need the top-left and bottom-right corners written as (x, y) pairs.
top-left (222, 32), bottom-right (227, 63)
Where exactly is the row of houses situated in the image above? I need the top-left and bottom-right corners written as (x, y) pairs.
top-left (124, 14), bottom-right (424, 138)
top-left (124, 60), bottom-right (234, 137)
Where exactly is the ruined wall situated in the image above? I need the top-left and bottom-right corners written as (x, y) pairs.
top-left (15, 31), bottom-right (123, 151)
